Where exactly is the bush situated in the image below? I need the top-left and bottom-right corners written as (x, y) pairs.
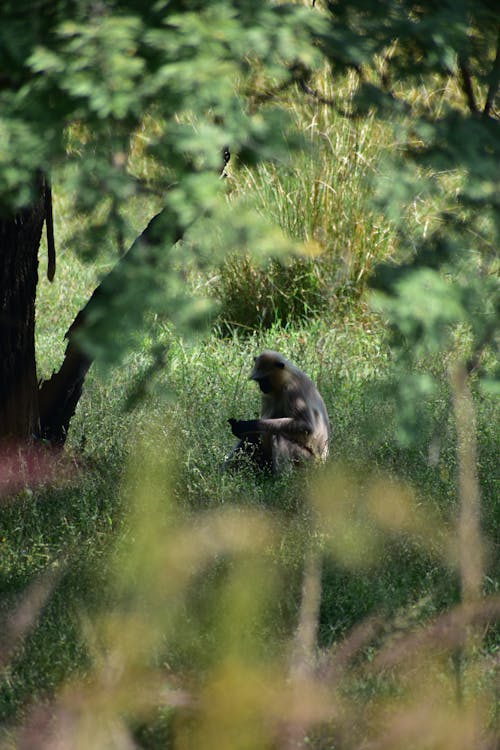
top-left (212, 252), bottom-right (357, 334)
top-left (212, 73), bottom-right (395, 333)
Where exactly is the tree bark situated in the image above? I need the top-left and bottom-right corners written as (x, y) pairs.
top-left (0, 177), bottom-right (45, 440)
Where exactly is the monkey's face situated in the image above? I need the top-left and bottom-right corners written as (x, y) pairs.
top-left (250, 351), bottom-right (287, 394)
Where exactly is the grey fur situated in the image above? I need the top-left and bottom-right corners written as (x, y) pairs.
top-left (226, 351), bottom-right (330, 475)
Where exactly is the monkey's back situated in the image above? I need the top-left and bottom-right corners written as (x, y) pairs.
top-left (261, 368), bottom-right (330, 461)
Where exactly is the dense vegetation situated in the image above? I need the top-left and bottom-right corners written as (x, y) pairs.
top-left (0, 1), bottom-right (499, 748)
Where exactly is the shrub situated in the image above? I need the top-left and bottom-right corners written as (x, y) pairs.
top-left (212, 74), bottom-right (395, 333)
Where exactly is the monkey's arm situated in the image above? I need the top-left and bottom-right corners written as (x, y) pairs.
top-left (228, 417), bottom-right (312, 439)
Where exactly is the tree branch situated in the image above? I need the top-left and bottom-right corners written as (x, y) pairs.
top-left (38, 207), bottom-right (186, 445)
top-left (458, 59), bottom-right (479, 114)
top-left (249, 63), bottom-right (355, 117)
top-left (484, 27), bottom-right (500, 118)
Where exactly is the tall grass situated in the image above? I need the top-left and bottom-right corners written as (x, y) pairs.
top-left (236, 97), bottom-right (394, 283)
top-left (213, 70), bottom-right (396, 332)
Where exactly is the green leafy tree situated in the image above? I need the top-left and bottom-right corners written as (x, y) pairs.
top-left (0, 0), bottom-right (322, 442)
top-left (308, 0), bottom-right (499, 612)
top-left (311, 0), bottom-right (499, 417)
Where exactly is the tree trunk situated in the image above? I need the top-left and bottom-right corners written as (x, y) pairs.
top-left (0, 196), bottom-right (186, 446)
top-left (0, 178), bottom-right (45, 440)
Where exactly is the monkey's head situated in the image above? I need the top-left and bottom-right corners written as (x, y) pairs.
top-left (250, 351), bottom-right (290, 394)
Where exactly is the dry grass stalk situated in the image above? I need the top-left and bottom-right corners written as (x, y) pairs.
top-left (450, 361), bottom-right (484, 604)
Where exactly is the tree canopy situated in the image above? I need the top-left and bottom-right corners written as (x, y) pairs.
top-left (1, 0), bottom-right (323, 364)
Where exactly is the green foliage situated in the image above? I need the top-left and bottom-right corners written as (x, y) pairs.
top-left (0, 0), bottom-right (325, 363)
top-left (320, 0), bottom-right (499, 82)
top-left (211, 253), bottom-right (331, 333)
top-left (310, 0), bottom-right (500, 444)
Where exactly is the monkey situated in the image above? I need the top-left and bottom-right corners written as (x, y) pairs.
top-left (225, 351), bottom-right (330, 475)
